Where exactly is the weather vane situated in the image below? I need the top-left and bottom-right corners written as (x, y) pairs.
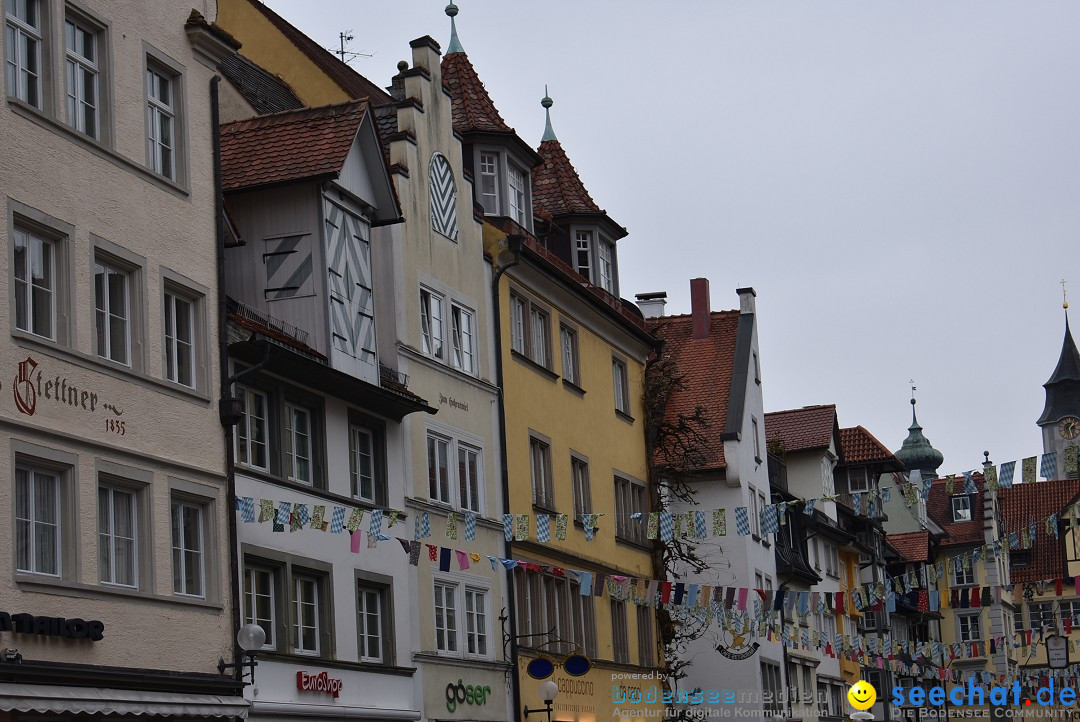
top-left (910, 379), bottom-right (916, 404)
top-left (1062, 278), bottom-right (1069, 310)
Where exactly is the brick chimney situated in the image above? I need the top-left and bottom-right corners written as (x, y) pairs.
top-left (690, 278), bottom-right (710, 339)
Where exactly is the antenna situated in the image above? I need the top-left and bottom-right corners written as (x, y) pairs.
top-left (330, 31), bottom-right (373, 65)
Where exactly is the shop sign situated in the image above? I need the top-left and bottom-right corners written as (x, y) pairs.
top-left (296, 670), bottom-right (344, 698)
top-left (446, 679), bottom-right (492, 713)
top-left (0, 612), bottom-right (105, 641)
top-left (10, 356), bottom-right (127, 433)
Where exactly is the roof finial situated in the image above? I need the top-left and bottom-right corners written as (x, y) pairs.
top-left (541, 85), bottom-right (557, 142)
top-left (1063, 278), bottom-right (1070, 310)
top-left (445, 3), bottom-right (464, 54)
top-left (909, 380), bottom-right (918, 423)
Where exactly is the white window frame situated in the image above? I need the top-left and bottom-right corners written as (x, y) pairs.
top-left (464, 586), bottom-right (490, 659)
top-left (420, 287), bottom-right (444, 360)
top-left (450, 303), bottom-right (476, 375)
top-left (530, 435), bottom-right (554, 510)
top-left (433, 579), bottom-right (458, 655)
top-left (636, 603), bottom-right (654, 667)
top-left (952, 556), bottom-right (975, 587)
top-left (243, 564), bottom-right (277, 650)
top-left (951, 495), bottom-right (972, 522)
top-left (350, 424), bottom-right (377, 503)
top-left (846, 466), bottom-right (869, 493)
top-left (357, 582), bottom-right (385, 663)
top-left (426, 429), bottom-right (484, 513)
top-left (957, 612), bottom-right (981, 643)
top-left (610, 599), bottom-right (629, 664)
top-left (293, 574), bottom-right (321, 656)
top-left (571, 454), bottom-right (590, 523)
top-left (93, 257), bottom-right (131, 365)
top-left (614, 475), bottom-right (646, 545)
top-left (64, 14), bottom-right (99, 138)
top-left (560, 324), bottom-right (579, 386)
top-left (13, 226), bottom-right (55, 340)
top-left (5, 0), bottom-right (42, 107)
top-left (457, 442), bottom-right (482, 514)
top-left (612, 357), bottom-right (630, 415)
top-left (529, 306), bottom-right (549, 368)
top-left (507, 162), bottom-right (526, 225)
top-left (163, 289), bottom-right (195, 387)
top-left (510, 293), bottom-right (526, 355)
top-left (284, 402), bottom-right (313, 484)
top-left (597, 239), bottom-right (615, 294)
top-left (98, 484), bottom-right (137, 588)
top-left (434, 576), bottom-right (492, 660)
top-left (15, 464), bottom-right (60, 576)
top-left (171, 498), bottom-right (205, 598)
top-left (574, 229), bottom-right (593, 282)
top-left (146, 63), bottom-right (176, 179)
top-left (478, 152), bottom-right (499, 215)
top-left (236, 386), bottom-right (270, 471)
top-left (427, 432), bottom-right (452, 505)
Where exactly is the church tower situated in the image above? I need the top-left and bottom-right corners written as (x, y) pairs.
top-left (1038, 308), bottom-right (1080, 479)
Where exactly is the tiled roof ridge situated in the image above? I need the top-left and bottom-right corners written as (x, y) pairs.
top-left (840, 425), bottom-right (897, 462)
top-left (244, 0), bottom-right (392, 104)
top-left (766, 403), bottom-right (837, 416)
top-left (532, 138), bottom-right (602, 217)
top-left (440, 51), bottom-right (512, 134)
top-left (220, 99), bottom-right (366, 133)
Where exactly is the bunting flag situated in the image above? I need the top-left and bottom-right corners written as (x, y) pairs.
top-left (713, 509), bottom-right (726, 536)
top-left (1042, 452), bottom-right (1058, 480)
top-left (944, 475), bottom-right (955, 494)
top-left (537, 514), bottom-right (551, 543)
top-left (258, 498), bottom-right (275, 523)
top-left (350, 529), bottom-right (362, 553)
top-left (386, 510), bottom-right (400, 527)
top-left (455, 550), bottom-right (470, 570)
top-left (503, 514), bottom-right (513, 541)
top-left (962, 471), bottom-right (977, 494)
top-left (1000, 461), bottom-right (1016, 488)
top-left (445, 512), bottom-right (458, 540)
top-left (310, 505), bottom-right (327, 531)
top-left (346, 507), bottom-right (365, 533)
top-left (1067, 446), bottom-right (1079, 476)
top-left (735, 507), bottom-right (750, 536)
top-left (583, 513), bottom-right (599, 541)
top-left (694, 510), bottom-right (708, 540)
top-left (276, 501), bottom-right (292, 526)
top-left (852, 492), bottom-right (863, 515)
top-left (417, 511), bottom-right (431, 539)
top-left (986, 466), bottom-right (1000, 492)
top-left (409, 540), bottom-right (421, 566)
top-left (647, 512), bottom-right (659, 540)
top-left (369, 509), bottom-right (383, 538)
top-left (330, 506), bottom-right (346, 534)
top-left (555, 513), bottom-right (568, 540)
top-left (515, 514), bottom-right (530, 541)
top-left (660, 512), bottom-right (675, 541)
top-left (761, 504), bottom-right (779, 535)
top-left (239, 497), bottom-right (256, 522)
top-left (1023, 456), bottom-right (1037, 484)
top-left (465, 512), bottom-right (477, 542)
top-left (803, 498), bottom-right (817, 515)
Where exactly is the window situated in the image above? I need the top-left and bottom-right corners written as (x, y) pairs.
top-left (1030, 602), bottom-right (1055, 630)
top-left (637, 604), bottom-right (654, 667)
top-left (514, 568), bottom-right (596, 657)
top-left (244, 564), bottom-right (276, 649)
top-left (846, 466), bottom-right (869, 493)
top-left (749, 490), bottom-right (760, 537)
top-left (530, 436), bottom-right (554, 509)
top-left (755, 571), bottom-right (764, 590)
top-left (236, 386), bottom-right (269, 471)
top-left (571, 455), bottom-right (590, 522)
top-left (826, 545), bottom-right (839, 578)
top-left (478, 152), bottom-right (498, 215)
top-left (507, 164), bottom-right (526, 225)
top-left (146, 65), bottom-right (175, 179)
top-left (163, 290), bottom-right (194, 387)
top-left (293, 574), bottom-right (321, 655)
top-left (64, 15), bottom-right (99, 138)
top-left (951, 495), bottom-right (972, 522)
top-left (464, 587), bottom-right (489, 657)
top-left (574, 230), bottom-right (592, 281)
top-left (761, 661), bottom-right (783, 715)
top-left (427, 433), bottom-right (451, 505)
top-left (560, 325), bottom-right (579, 386)
top-left (509, 293), bottom-right (526, 355)
top-left (98, 485), bottom-right (136, 587)
top-left (597, 240), bottom-right (614, 294)
top-left (450, 304), bottom-right (476, 374)
top-left (357, 583), bottom-right (385, 663)
top-left (171, 499), bottom-right (204, 597)
top-left (93, 258), bottom-right (130, 365)
top-left (5, 0), bottom-right (41, 107)
top-left (509, 292), bottom-right (552, 370)
top-left (420, 288), bottom-right (444, 360)
top-left (612, 357), bottom-right (630, 415)
top-left (15, 464), bottom-right (59, 575)
top-left (434, 581), bottom-right (457, 653)
top-left (614, 475), bottom-right (646, 545)
top-left (610, 599), bottom-right (629, 663)
top-left (458, 443), bottom-right (482, 513)
top-left (952, 556), bottom-right (975, 587)
top-left (350, 424), bottom-right (376, 501)
top-left (752, 417), bottom-right (761, 461)
top-left (530, 306), bottom-right (549, 368)
top-left (753, 351), bottom-right (761, 384)
top-left (957, 612), bottom-right (981, 643)
top-left (829, 683), bottom-right (844, 718)
top-left (1061, 600), bottom-right (1080, 625)
top-left (1014, 607), bottom-right (1025, 632)
top-left (13, 226), bottom-right (54, 339)
top-left (861, 610), bottom-right (880, 631)
top-left (284, 403), bottom-right (312, 484)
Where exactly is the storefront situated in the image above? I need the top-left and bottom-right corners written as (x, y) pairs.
top-left (517, 657), bottom-right (666, 722)
top-left (420, 662), bottom-right (510, 722)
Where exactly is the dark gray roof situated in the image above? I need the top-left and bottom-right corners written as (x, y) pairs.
top-left (219, 54), bottom-right (303, 116)
top-left (372, 104), bottom-right (397, 161)
top-left (1039, 316), bottom-right (1080, 425)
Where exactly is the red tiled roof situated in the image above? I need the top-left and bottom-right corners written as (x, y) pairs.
top-left (532, 139), bottom-right (602, 217)
top-left (244, 0), bottom-right (391, 104)
top-left (1000, 479), bottom-right (1080, 582)
top-left (647, 311), bottom-right (742, 472)
top-left (220, 101), bottom-right (366, 192)
top-left (888, 531), bottom-right (931, 563)
top-left (840, 426), bottom-right (899, 465)
top-left (764, 405), bottom-right (837, 455)
top-left (440, 51), bottom-right (512, 135)
top-left (927, 474), bottom-right (986, 547)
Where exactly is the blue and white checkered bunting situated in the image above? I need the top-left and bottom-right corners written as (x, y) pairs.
top-left (331, 506), bottom-right (346, 533)
top-left (999, 461), bottom-right (1016, 488)
top-left (735, 506), bottom-right (750, 536)
top-left (503, 514), bottom-right (513, 542)
top-left (465, 512), bottom-right (476, 541)
top-left (694, 511), bottom-right (707, 540)
top-left (659, 512), bottom-right (674, 542)
top-left (275, 501), bottom-right (292, 526)
top-left (1041, 451), bottom-right (1058, 480)
top-left (238, 497), bottom-right (256, 522)
top-left (761, 504), bottom-right (778, 535)
top-left (537, 514), bottom-right (551, 543)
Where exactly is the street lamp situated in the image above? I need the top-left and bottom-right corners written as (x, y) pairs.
top-left (218, 623), bottom-right (266, 684)
top-left (523, 679), bottom-right (560, 722)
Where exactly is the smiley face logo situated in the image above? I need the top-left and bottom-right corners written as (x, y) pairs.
top-left (847, 680), bottom-right (877, 711)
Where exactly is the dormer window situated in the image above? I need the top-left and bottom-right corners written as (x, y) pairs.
top-left (575, 231), bottom-right (592, 280)
top-left (571, 226), bottom-right (617, 294)
top-left (474, 147), bottom-right (531, 230)
top-left (951, 495), bottom-right (972, 522)
top-left (478, 153), bottom-right (498, 215)
top-left (507, 165), bottom-right (526, 225)
top-left (845, 466), bottom-right (869, 493)
top-left (597, 240), bottom-right (614, 294)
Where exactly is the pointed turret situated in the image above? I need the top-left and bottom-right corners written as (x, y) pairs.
top-left (894, 398), bottom-right (944, 478)
top-left (532, 91), bottom-right (604, 218)
top-left (445, 2), bottom-right (464, 55)
top-left (1038, 313), bottom-right (1080, 425)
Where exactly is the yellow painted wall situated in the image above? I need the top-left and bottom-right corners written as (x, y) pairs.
top-left (839, 550), bottom-right (861, 682)
top-left (216, 0), bottom-right (352, 108)
top-left (518, 654), bottom-right (665, 722)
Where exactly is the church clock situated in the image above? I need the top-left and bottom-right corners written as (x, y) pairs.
top-left (1059, 416), bottom-right (1080, 440)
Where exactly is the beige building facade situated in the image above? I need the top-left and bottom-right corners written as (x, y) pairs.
top-left (0, 0), bottom-right (244, 717)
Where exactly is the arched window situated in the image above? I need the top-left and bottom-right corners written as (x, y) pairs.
top-left (429, 153), bottom-right (458, 241)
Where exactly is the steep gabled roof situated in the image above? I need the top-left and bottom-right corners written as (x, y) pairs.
top-left (840, 426), bottom-right (901, 466)
top-left (648, 311), bottom-right (742, 472)
top-left (532, 139), bottom-right (602, 217)
top-left (440, 51), bottom-right (512, 135)
top-left (1039, 316), bottom-right (1080, 425)
top-left (1000, 479), bottom-right (1080, 582)
top-left (927, 474), bottom-right (985, 547)
top-left (243, 0), bottom-right (391, 104)
top-left (765, 405), bottom-right (838, 456)
top-left (888, 530), bottom-right (931, 563)
top-left (220, 100), bottom-right (367, 192)
top-left (219, 53), bottom-right (303, 115)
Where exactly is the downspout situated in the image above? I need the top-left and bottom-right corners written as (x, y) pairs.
top-left (492, 234), bottom-right (523, 721)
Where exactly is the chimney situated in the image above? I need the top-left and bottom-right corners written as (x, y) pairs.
top-left (736, 286), bottom-right (757, 315)
top-left (690, 278), bottom-right (710, 339)
top-left (635, 291), bottom-right (667, 319)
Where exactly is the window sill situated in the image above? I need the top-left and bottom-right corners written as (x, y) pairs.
top-left (615, 536), bottom-right (652, 552)
top-left (615, 409), bottom-right (635, 425)
top-left (412, 652), bottom-right (510, 671)
top-left (406, 497), bottom-right (500, 529)
top-left (8, 97), bottom-right (192, 198)
top-left (261, 650), bottom-right (416, 676)
top-left (532, 502), bottom-right (558, 516)
top-left (510, 350), bottom-right (558, 382)
top-left (562, 379), bottom-right (586, 397)
top-left (12, 330), bottom-right (212, 404)
top-left (15, 574), bottom-right (223, 610)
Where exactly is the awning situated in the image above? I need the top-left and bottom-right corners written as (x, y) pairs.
top-left (0, 683), bottom-right (250, 718)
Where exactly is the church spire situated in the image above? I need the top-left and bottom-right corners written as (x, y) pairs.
top-left (894, 392), bottom-right (944, 478)
top-left (445, 3), bottom-right (464, 55)
top-left (1038, 306), bottom-right (1080, 425)
top-left (541, 87), bottom-right (557, 142)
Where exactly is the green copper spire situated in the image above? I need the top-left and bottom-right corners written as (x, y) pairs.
top-left (445, 3), bottom-right (464, 54)
top-left (541, 86), bottom-right (557, 142)
top-left (894, 396), bottom-right (944, 477)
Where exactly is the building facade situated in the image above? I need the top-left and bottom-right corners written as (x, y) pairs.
top-left (0, 0), bottom-right (245, 717)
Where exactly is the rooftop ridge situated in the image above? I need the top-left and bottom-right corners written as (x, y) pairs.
top-left (220, 98), bottom-right (366, 131)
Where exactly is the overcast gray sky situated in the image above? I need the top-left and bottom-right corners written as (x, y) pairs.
top-left (265, 0), bottom-right (1080, 475)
